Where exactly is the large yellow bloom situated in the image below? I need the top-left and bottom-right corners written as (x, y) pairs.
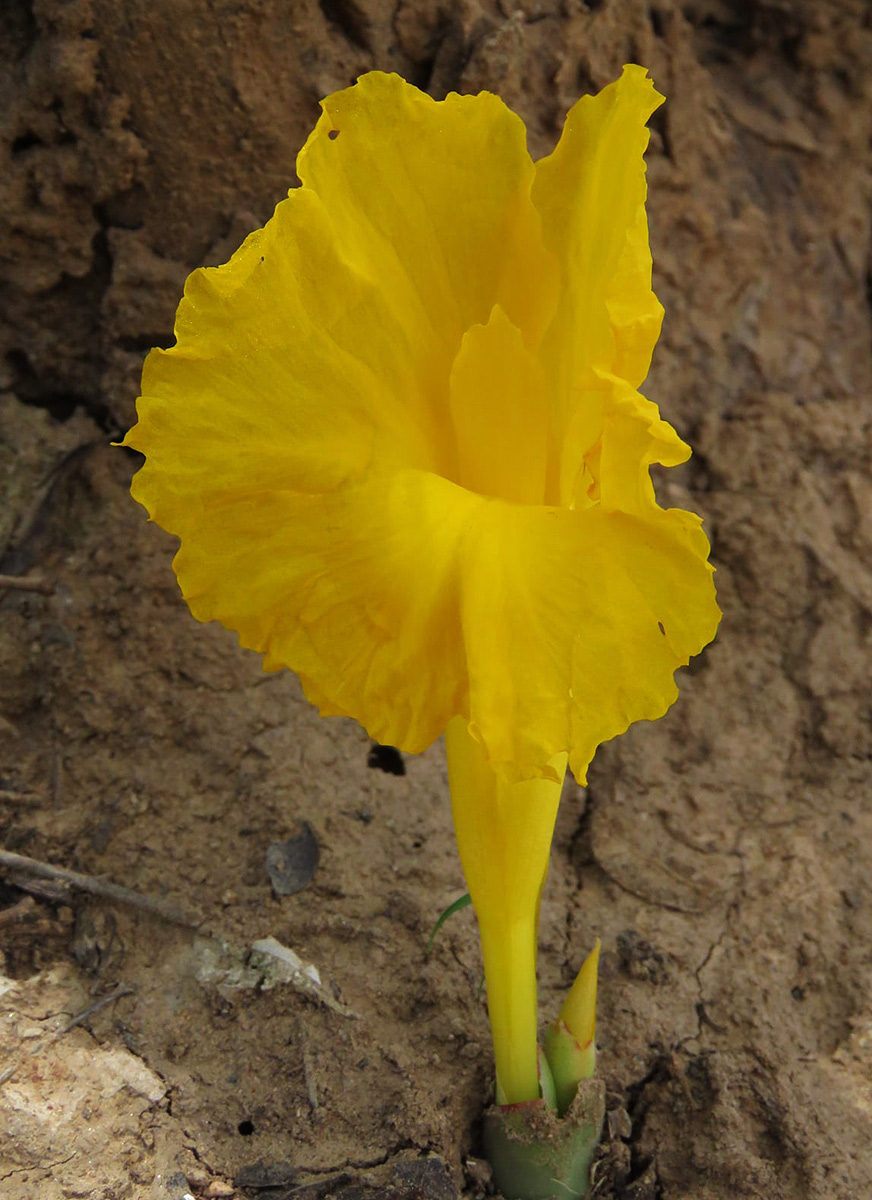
top-left (125, 67), bottom-right (720, 1112)
top-left (124, 65), bottom-right (719, 787)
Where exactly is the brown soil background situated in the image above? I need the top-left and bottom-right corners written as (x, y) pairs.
top-left (2, 1), bottom-right (872, 1198)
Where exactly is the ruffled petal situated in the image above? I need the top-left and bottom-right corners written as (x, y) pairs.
top-left (597, 373), bottom-right (691, 515)
top-left (456, 497), bottom-right (720, 782)
top-left (128, 186), bottom-right (435, 522)
top-left (157, 465), bottom-right (477, 754)
top-left (127, 71), bottom-right (559, 522)
top-left (134, 418), bottom-right (716, 783)
top-left (298, 71), bottom-right (559, 358)
top-left (532, 64), bottom-right (666, 506)
top-left (564, 506), bottom-right (720, 783)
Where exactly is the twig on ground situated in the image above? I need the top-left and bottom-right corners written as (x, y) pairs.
top-left (0, 895), bottom-right (37, 925)
top-left (0, 573), bottom-right (54, 594)
top-left (298, 1017), bottom-right (320, 1110)
top-left (51, 747), bottom-right (63, 809)
top-left (0, 983), bottom-right (138, 1088)
top-left (58, 983), bottom-right (136, 1034)
top-left (0, 848), bottom-right (199, 927)
top-left (0, 789), bottom-right (43, 806)
top-left (11, 876), bottom-right (70, 903)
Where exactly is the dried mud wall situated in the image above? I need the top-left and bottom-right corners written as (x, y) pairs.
top-left (2, 3), bottom-right (872, 1200)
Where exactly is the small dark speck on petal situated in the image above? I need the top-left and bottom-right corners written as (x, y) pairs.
top-left (658, 621), bottom-right (666, 636)
top-left (328, 129), bottom-right (340, 140)
top-left (260, 256), bottom-right (265, 263)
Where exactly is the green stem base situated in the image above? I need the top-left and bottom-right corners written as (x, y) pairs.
top-left (482, 1078), bottom-right (606, 1200)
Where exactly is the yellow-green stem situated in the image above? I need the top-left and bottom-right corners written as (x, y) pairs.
top-left (477, 914), bottom-right (539, 1104)
top-left (445, 717), bottom-right (566, 1104)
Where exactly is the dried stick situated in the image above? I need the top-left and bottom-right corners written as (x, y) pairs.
top-left (0, 848), bottom-right (198, 927)
top-left (298, 1016), bottom-right (320, 1110)
top-left (0, 574), bottom-right (54, 594)
top-left (58, 983), bottom-right (136, 1034)
top-left (0, 790), bottom-right (43, 806)
top-left (0, 895), bottom-right (36, 925)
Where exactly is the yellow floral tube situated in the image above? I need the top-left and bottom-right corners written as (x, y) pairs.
top-left (446, 717), bottom-right (566, 1104)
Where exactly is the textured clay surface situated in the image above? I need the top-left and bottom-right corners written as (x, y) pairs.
top-left (2, 1), bottom-right (872, 1197)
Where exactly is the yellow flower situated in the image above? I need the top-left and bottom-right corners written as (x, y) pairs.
top-left (124, 67), bottom-right (720, 1109)
top-left (124, 65), bottom-right (720, 788)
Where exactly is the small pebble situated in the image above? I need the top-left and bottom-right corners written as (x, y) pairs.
top-left (265, 820), bottom-right (319, 896)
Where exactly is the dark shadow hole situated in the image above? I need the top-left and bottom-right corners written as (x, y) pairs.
top-left (367, 744), bottom-right (405, 776)
top-left (12, 131), bottom-right (44, 154)
top-left (318, 0), bottom-right (371, 52)
top-left (238, 1119), bottom-right (255, 1136)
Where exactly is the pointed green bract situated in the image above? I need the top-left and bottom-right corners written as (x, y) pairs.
top-left (544, 940), bottom-right (599, 1115)
top-left (543, 1021), bottom-right (596, 1117)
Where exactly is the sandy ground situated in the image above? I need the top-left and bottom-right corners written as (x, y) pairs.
top-left (2, 1), bottom-right (872, 1197)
